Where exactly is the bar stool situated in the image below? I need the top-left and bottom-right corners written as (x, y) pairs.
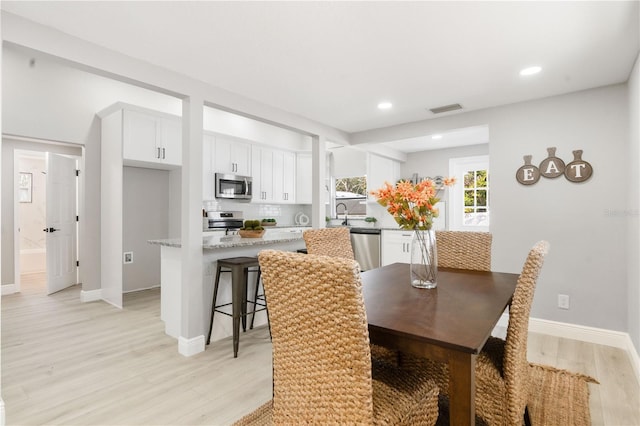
top-left (207, 256), bottom-right (267, 358)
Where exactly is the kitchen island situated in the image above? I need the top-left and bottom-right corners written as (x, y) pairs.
top-left (149, 231), bottom-right (306, 355)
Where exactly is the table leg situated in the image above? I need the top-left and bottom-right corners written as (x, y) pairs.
top-left (448, 351), bottom-right (476, 426)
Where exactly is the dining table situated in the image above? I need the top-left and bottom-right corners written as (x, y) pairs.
top-left (361, 262), bottom-right (519, 426)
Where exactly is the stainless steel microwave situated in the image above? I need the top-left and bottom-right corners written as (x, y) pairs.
top-left (215, 173), bottom-right (252, 200)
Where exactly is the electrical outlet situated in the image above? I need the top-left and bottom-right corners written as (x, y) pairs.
top-left (123, 251), bottom-right (133, 264)
top-left (558, 294), bottom-right (570, 310)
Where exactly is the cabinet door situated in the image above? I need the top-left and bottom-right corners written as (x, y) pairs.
top-left (272, 150), bottom-right (285, 202)
top-left (282, 151), bottom-right (296, 203)
top-left (296, 153), bottom-right (312, 204)
top-left (123, 110), bottom-right (160, 163)
top-left (215, 136), bottom-right (251, 175)
top-left (381, 230), bottom-right (413, 266)
top-left (160, 118), bottom-right (181, 166)
top-left (252, 146), bottom-right (274, 203)
top-left (232, 143), bottom-right (252, 176)
top-left (272, 150), bottom-right (296, 203)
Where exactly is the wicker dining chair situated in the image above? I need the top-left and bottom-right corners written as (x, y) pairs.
top-left (303, 227), bottom-right (397, 366)
top-left (435, 230), bottom-right (492, 271)
top-left (407, 240), bottom-right (549, 426)
top-left (303, 227), bottom-right (355, 260)
top-left (233, 250), bottom-right (439, 426)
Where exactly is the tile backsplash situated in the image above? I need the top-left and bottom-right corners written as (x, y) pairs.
top-left (205, 200), bottom-right (313, 226)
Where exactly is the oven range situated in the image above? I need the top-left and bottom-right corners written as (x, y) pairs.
top-left (206, 211), bottom-right (244, 235)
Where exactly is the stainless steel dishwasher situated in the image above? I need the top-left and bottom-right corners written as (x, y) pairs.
top-left (350, 228), bottom-right (381, 271)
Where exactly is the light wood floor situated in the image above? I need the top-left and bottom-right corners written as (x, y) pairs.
top-left (2, 273), bottom-right (639, 425)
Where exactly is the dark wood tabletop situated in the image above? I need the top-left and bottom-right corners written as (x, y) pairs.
top-left (361, 262), bottom-right (519, 426)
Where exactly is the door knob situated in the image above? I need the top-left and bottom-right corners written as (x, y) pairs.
top-left (43, 227), bottom-right (59, 233)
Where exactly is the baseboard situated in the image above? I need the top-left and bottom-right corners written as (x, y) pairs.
top-left (178, 335), bottom-right (205, 357)
top-left (123, 284), bottom-right (160, 294)
top-left (497, 313), bottom-right (640, 385)
top-left (0, 397), bottom-right (5, 426)
top-left (80, 288), bottom-right (102, 303)
top-left (1, 284), bottom-right (17, 296)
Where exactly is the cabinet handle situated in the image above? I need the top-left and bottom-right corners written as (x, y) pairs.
top-left (162, 148), bottom-right (166, 159)
top-left (157, 147), bottom-right (161, 159)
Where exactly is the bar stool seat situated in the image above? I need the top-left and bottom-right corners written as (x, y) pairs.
top-left (207, 256), bottom-right (268, 358)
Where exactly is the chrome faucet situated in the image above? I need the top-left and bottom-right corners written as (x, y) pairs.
top-left (336, 202), bottom-right (349, 226)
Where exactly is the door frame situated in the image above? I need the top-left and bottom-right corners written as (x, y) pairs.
top-left (12, 140), bottom-right (84, 294)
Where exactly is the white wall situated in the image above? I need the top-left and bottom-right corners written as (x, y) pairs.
top-left (203, 107), bottom-right (311, 151)
top-left (353, 84), bottom-right (630, 333)
top-left (122, 166), bottom-right (168, 292)
top-left (628, 52), bottom-right (640, 354)
top-left (1, 45), bottom-right (181, 290)
top-left (401, 144), bottom-right (489, 181)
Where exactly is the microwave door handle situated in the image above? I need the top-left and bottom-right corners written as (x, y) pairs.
top-left (243, 178), bottom-right (249, 195)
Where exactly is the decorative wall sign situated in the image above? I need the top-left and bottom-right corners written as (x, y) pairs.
top-left (517, 148), bottom-right (593, 185)
top-left (564, 150), bottom-right (593, 182)
top-left (539, 147), bottom-right (565, 178)
top-left (516, 155), bottom-right (540, 185)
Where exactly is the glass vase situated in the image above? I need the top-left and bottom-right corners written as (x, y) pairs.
top-left (410, 229), bottom-right (437, 289)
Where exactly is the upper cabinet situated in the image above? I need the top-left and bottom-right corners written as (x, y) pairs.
top-left (122, 109), bottom-right (181, 168)
top-left (252, 145), bottom-right (275, 203)
top-left (214, 135), bottom-right (252, 176)
top-left (367, 153), bottom-right (400, 201)
top-left (273, 150), bottom-right (296, 203)
top-left (252, 145), bottom-right (296, 204)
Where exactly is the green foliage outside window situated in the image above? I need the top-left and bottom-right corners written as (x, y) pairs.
top-left (335, 177), bottom-right (367, 196)
top-left (463, 170), bottom-right (489, 214)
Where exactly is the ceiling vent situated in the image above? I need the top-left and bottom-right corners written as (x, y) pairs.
top-left (429, 103), bottom-right (463, 114)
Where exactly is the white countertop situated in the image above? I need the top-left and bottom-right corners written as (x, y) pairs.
top-left (149, 231), bottom-right (304, 249)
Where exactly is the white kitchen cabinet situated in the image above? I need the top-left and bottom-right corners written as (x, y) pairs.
top-left (296, 153), bottom-right (312, 204)
top-left (122, 109), bottom-right (181, 168)
top-left (367, 153), bottom-right (400, 201)
top-left (98, 103), bottom-right (181, 310)
top-left (252, 145), bottom-right (275, 202)
top-left (273, 150), bottom-right (296, 203)
top-left (381, 229), bottom-right (414, 266)
top-left (252, 146), bottom-right (296, 204)
top-left (214, 135), bottom-right (251, 176)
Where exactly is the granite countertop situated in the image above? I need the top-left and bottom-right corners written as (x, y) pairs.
top-left (149, 230), bottom-right (304, 249)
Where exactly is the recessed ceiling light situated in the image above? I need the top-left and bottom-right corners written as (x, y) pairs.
top-left (377, 102), bottom-right (393, 110)
top-left (520, 66), bottom-right (542, 76)
top-left (432, 134), bottom-right (443, 140)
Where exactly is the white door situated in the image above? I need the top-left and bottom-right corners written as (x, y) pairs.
top-left (46, 153), bottom-right (78, 294)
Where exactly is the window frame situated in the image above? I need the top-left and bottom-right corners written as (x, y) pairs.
top-left (449, 155), bottom-right (490, 232)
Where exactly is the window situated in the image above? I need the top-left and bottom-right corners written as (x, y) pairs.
top-left (464, 169), bottom-right (488, 225)
top-left (450, 155), bottom-right (489, 231)
top-left (334, 176), bottom-right (367, 216)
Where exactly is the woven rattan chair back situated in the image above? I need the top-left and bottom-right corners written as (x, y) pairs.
top-left (303, 227), bottom-right (355, 260)
top-left (503, 240), bottom-right (549, 425)
top-left (258, 250), bottom-right (373, 423)
top-left (435, 231), bottom-right (492, 271)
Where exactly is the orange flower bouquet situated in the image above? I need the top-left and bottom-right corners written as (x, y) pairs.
top-left (370, 177), bottom-right (456, 230)
top-left (370, 177), bottom-right (455, 288)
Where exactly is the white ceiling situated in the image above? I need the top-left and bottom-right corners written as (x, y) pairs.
top-left (2, 1), bottom-right (639, 151)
